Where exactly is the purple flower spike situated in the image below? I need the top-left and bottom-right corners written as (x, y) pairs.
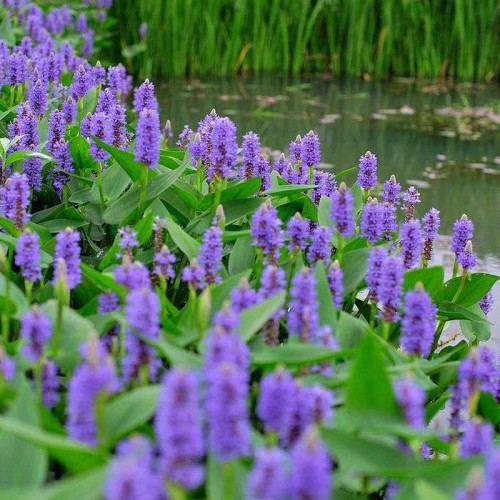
top-left (41, 359), bottom-right (59, 409)
top-left (198, 225), bottom-right (223, 284)
top-left (230, 278), bottom-right (258, 313)
top-left (259, 264), bottom-right (286, 345)
top-left (289, 428), bottom-right (332, 500)
top-left (360, 197), bottom-right (384, 243)
top-left (287, 267), bottom-right (319, 343)
top-left (47, 109), bottom-right (66, 152)
top-left (366, 246), bottom-right (388, 301)
top-left (401, 219), bottom-right (423, 269)
top-left (422, 208), bottom-right (440, 261)
top-left (383, 174), bottom-right (401, 204)
top-left (154, 245), bottom-right (176, 280)
top-left (459, 419), bottom-right (493, 457)
top-left (287, 212), bottom-right (310, 252)
top-left (301, 130), bottom-right (321, 168)
top-left (0, 347), bottom-right (15, 381)
top-left (403, 186), bottom-right (421, 222)
top-left (89, 112), bottom-right (111, 162)
top-left (207, 116), bottom-right (238, 182)
top-left (328, 260), bottom-right (344, 309)
top-left (307, 225), bottom-right (332, 264)
top-left (155, 369), bottom-right (204, 489)
top-left (451, 214), bottom-right (474, 260)
top-left (70, 64), bottom-right (92, 99)
top-left (378, 255), bottom-right (404, 322)
top-left (481, 447), bottom-right (500, 499)
top-left (381, 202), bottom-right (398, 240)
top-left (104, 436), bottom-right (164, 500)
top-left (257, 367), bottom-right (296, 435)
top-left (52, 228), bottom-right (81, 290)
top-left (133, 79), bottom-right (158, 114)
top-left (394, 375), bottom-right (426, 429)
top-left (289, 134), bottom-right (302, 164)
top-left (188, 132), bottom-right (204, 167)
top-left (400, 284), bottom-right (437, 357)
top-left (273, 152), bottom-right (287, 174)
top-left (135, 108), bottom-right (161, 168)
top-left (28, 79), bottom-right (48, 116)
top-left (240, 131), bottom-right (261, 179)
top-left (458, 240), bottom-right (477, 271)
top-left (311, 170), bottom-right (336, 204)
top-left (114, 258), bottom-right (151, 291)
top-left (251, 199), bottom-right (284, 264)
top-left (20, 307), bottom-right (52, 362)
top-left (62, 96), bottom-right (77, 124)
top-left (108, 104), bottom-right (127, 149)
top-left (117, 226), bottom-right (138, 257)
top-left (0, 172), bottom-right (30, 229)
top-left (67, 335), bottom-right (119, 446)
top-left (107, 64), bottom-right (133, 98)
top-left (96, 88), bottom-right (117, 114)
top-left (331, 182), bottom-right (355, 237)
top-left (182, 259), bottom-right (206, 291)
top-left (15, 229), bottom-right (42, 282)
top-left (479, 291), bottom-right (494, 315)
top-left (358, 151), bottom-right (378, 190)
top-left (247, 448), bottom-right (288, 500)
top-left (177, 125), bottom-right (192, 149)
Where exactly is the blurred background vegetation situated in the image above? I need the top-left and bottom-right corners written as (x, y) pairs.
top-left (111, 0), bottom-right (499, 81)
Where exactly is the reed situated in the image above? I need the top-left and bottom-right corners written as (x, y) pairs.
top-left (112, 0), bottom-right (500, 80)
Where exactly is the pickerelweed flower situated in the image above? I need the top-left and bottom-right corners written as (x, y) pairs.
top-left (287, 267), bottom-right (319, 343)
top-left (198, 225), bottom-right (223, 284)
top-left (479, 291), bottom-right (494, 315)
top-left (331, 182), bottom-right (355, 237)
top-left (458, 240), bottom-right (477, 271)
top-left (383, 174), bottom-right (401, 204)
top-left (104, 436), bottom-right (164, 500)
top-left (98, 291), bottom-right (120, 351)
top-left (394, 375), bottom-right (426, 429)
top-left (451, 214), bottom-right (474, 260)
top-left (401, 219), bottom-right (423, 269)
top-left (240, 131), bottom-right (261, 179)
top-left (481, 447), bottom-right (500, 499)
top-left (403, 186), bottom-right (421, 222)
top-left (96, 87), bottom-right (116, 114)
top-left (257, 367), bottom-right (296, 435)
top-left (378, 255), bottom-right (404, 322)
top-left (188, 132), bottom-right (204, 167)
top-left (23, 152), bottom-right (43, 191)
top-left (247, 448), bottom-right (288, 500)
top-left (41, 359), bottom-right (59, 409)
top-left (327, 260), bottom-right (344, 309)
top-left (182, 258), bottom-right (205, 291)
top-left (311, 170), bottom-right (336, 204)
top-left (15, 229), bottom-right (42, 282)
top-left (0, 172), bottom-right (30, 229)
top-left (459, 419), bottom-right (493, 457)
top-left (230, 278), bottom-right (258, 313)
top-left (117, 226), bottom-right (138, 257)
top-left (28, 78), bottom-right (48, 115)
top-left (366, 246), bottom-right (388, 301)
top-left (51, 139), bottom-right (74, 195)
top-left (207, 116), bottom-right (238, 182)
top-left (70, 64), bottom-right (92, 98)
top-left (134, 108), bottom-right (160, 168)
top-left (163, 120), bottom-right (173, 140)
top-left (287, 213), bottom-right (310, 252)
top-left (20, 306), bottom-right (52, 362)
top-left (52, 228), bottom-right (81, 290)
top-left (251, 199), bottom-right (284, 264)
top-left (360, 197), bottom-right (384, 243)
top-left (301, 130), bottom-right (321, 168)
top-left (258, 264), bottom-right (286, 344)
top-left (89, 112), bottom-right (111, 162)
top-left (67, 335), bottom-right (120, 446)
top-left (62, 96), bottom-right (77, 124)
top-left (400, 284), bottom-right (437, 357)
top-left (289, 134), bottom-right (302, 164)
top-left (358, 151), bottom-right (378, 190)
top-left (114, 257), bottom-right (151, 290)
top-left (0, 347), bottom-right (15, 381)
top-left (155, 369), bottom-right (204, 489)
top-left (47, 109), bottom-right (66, 152)
top-left (422, 208), bottom-right (441, 261)
top-left (108, 104), bottom-right (127, 149)
top-left (177, 125), bottom-right (192, 149)
top-left (381, 201), bottom-right (398, 240)
top-left (273, 152), bottom-right (287, 175)
top-left (153, 245), bottom-right (176, 280)
top-left (133, 79), bottom-right (158, 113)
top-left (107, 63), bottom-right (133, 98)
top-left (289, 427), bottom-right (332, 500)
top-left (307, 225), bottom-right (332, 264)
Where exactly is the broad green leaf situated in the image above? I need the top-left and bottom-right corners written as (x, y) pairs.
top-left (263, 184), bottom-right (316, 197)
top-left (0, 273), bottom-right (29, 316)
top-left (40, 219), bottom-right (88, 232)
top-left (4, 149), bottom-right (51, 166)
top-left (144, 337), bottom-right (202, 369)
top-left (318, 196), bottom-right (333, 227)
top-left (223, 198), bottom-right (263, 224)
top-left (92, 137), bottom-right (141, 183)
top-left (81, 264), bottom-right (126, 298)
top-left (403, 266), bottom-right (444, 298)
top-left (207, 454), bottom-right (248, 500)
top-left (0, 382), bottom-right (47, 488)
top-left (460, 303), bottom-right (491, 341)
top-left (314, 261), bottom-right (338, 329)
top-left (438, 301), bottom-right (489, 324)
top-left (239, 293), bottom-right (285, 341)
top-left (341, 246), bottom-right (369, 295)
top-left (165, 218), bottom-right (200, 260)
top-left (102, 386), bottom-right (161, 444)
top-left (228, 234), bottom-right (255, 275)
top-left (197, 177), bottom-right (261, 210)
top-left (335, 312), bottom-right (369, 349)
top-left (251, 343), bottom-right (349, 366)
top-left (435, 273), bottom-right (500, 308)
top-left (70, 135), bottom-right (97, 173)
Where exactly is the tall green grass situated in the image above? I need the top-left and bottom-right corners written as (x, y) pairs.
top-left (112, 0), bottom-right (500, 80)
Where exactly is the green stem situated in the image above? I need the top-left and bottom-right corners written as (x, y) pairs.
top-left (2, 270), bottom-right (11, 343)
top-left (25, 279), bottom-right (33, 304)
top-left (223, 460), bottom-right (235, 500)
top-left (97, 162), bottom-right (106, 212)
top-left (138, 166), bottom-right (149, 217)
top-left (196, 158), bottom-right (202, 192)
top-left (53, 297), bottom-right (64, 359)
top-left (167, 483), bottom-right (187, 500)
top-left (34, 361), bottom-right (42, 406)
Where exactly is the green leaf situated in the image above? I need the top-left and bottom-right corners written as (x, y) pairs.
top-left (403, 267), bottom-right (444, 298)
top-left (0, 417), bottom-right (106, 473)
top-left (91, 137), bottom-right (141, 183)
top-left (81, 264), bottom-right (125, 298)
top-left (438, 301), bottom-right (490, 324)
top-left (0, 382), bottom-right (47, 488)
top-left (0, 273), bottom-right (29, 316)
top-left (318, 196), bottom-right (333, 227)
top-left (223, 198), bottom-right (263, 224)
top-left (460, 303), bottom-right (491, 341)
top-left (102, 386), bottom-right (161, 444)
top-left (70, 135), bottom-right (97, 173)
top-left (228, 234), bottom-right (255, 275)
top-left (263, 184), bottom-right (316, 197)
top-left (40, 219), bottom-right (88, 232)
top-left (239, 293), bottom-right (285, 341)
top-left (345, 334), bottom-right (402, 421)
top-left (4, 150), bottom-right (51, 167)
top-left (314, 261), bottom-right (338, 329)
top-left (341, 246), bottom-right (369, 295)
top-left (197, 177), bottom-right (261, 210)
top-left (335, 312), bottom-right (369, 349)
top-left (165, 218), bottom-right (200, 260)
top-left (146, 337), bottom-right (202, 369)
top-left (207, 454), bottom-right (248, 500)
top-left (435, 273), bottom-right (500, 308)
top-left (251, 343), bottom-right (349, 366)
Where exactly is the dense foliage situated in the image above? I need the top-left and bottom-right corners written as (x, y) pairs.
top-left (0, 1), bottom-right (499, 499)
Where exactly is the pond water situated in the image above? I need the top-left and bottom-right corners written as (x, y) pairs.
top-left (157, 76), bottom-right (500, 339)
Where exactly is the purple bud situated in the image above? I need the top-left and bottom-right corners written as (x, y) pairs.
top-left (287, 212), bottom-right (310, 252)
top-left (153, 245), bottom-right (176, 280)
top-left (134, 108), bottom-right (160, 168)
top-left (230, 278), bottom-right (258, 313)
top-left (177, 124), bottom-right (192, 149)
top-left (422, 208), bottom-right (440, 261)
top-left (47, 109), bottom-right (66, 153)
top-left (139, 22), bottom-right (148, 40)
top-left (96, 88), bottom-right (117, 114)
top-left (0, 347), bottom-right (15, 381)
top-left (15, 229), bottom-right (42, 282)
top-left (358, 151), bottom-right (378, 190)
top-left (62, 96), bottom-right (77, 124)
top-left (400, 285), bottom-right (437, 357)
top-left (162, 119), bottom-right (173, 140)
top-left (403, 186), bottom-right (421, 222)
top-left (479, 291), bottom-right (494, 315)
top-left (108, 104), bottom-right (127, 150)
top-left (307, 225), bottom-right (332, 264)
top-left (198, 226), bottom-right (223, 284)
top-left (251, 200), bottom-right (284, 264)
top-left (383, 174), bottom-right (401, 204)
top-left (451, 214), bottom-right (474, 260)
top-left (76, 13), bottom-right (87, 33)
top-left (20, 307), bottom-right (52, 362)
top-left (155, 369), bottom-right (204, 489)
top-left (289, 428), bottom-right (332, 500)
top-left (182, 259), bottom-right (206, 291)
top-left (301, 130), bottom-right (321, 168)
top-left (207, 117), bottom-right (238, 182)
top-left (381, 202), bottom-right (398, 240)
top-left (247, 448), bottom-right (288, 500)
top-left (117, 226), bottom-right (138, 257)
top-left (378, 255), bottom-right (404, 322)
top-left (23, 154), bottom-right (43, 192)
top-left (458, 240), bottom-right (477, 271)
top-left (460, 420), bottom-right (493, 457)
top-left (53, 228), bottom-right (81, 290)
top-left (114, 258), bottom-right (151, 290)
top-left (331, 182), bottom-right (355, 237)
top-left (107, 64), bottom-right (132, 98)
top-left (289, 134), bottom-right (302, 164)
top-left (327, 261), bottom-right (344, 309)
top-left (273, 153), bottom-right (287, 174)
top-left (360, 197), bottom-right (384, 243)
top-left (401, 219), bottom-right (423, 269)
top-left (82, 31), bottom-right (94, 59)
top-left (133, 79), bottom-right (158, 114)
top-left (239, 131), bottom-right (261, 179)
top-left (394, 375), bottom-right (426, 429)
